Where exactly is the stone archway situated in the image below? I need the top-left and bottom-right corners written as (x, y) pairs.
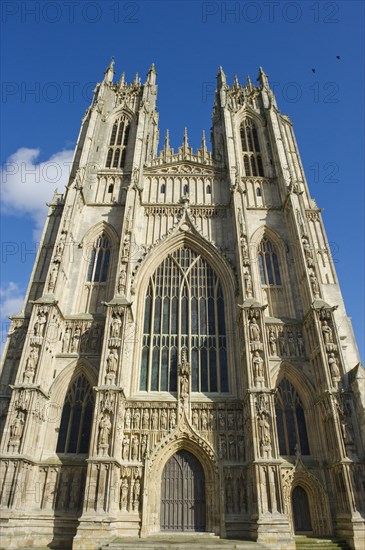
top-left (161, 450), bottom-right (206, 532)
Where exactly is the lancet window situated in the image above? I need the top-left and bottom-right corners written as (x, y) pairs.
top-left (275, 378), bottom-right (310, 456)
top-left (258, 236), bottom-right (281, 287)
top-left (87, 233), bottom-right (111, 283)
top-left (106, 115), bottom-right (130, 168)
top-left (56, 375), bottom-right (94, 454)
top-left (240, 118), bottom-right (264, 177)
top-left (140, 247), bottom-right (228, 393)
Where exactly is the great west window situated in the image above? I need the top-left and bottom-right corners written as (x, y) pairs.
top-left (140, 247), bottom-right (228, 393)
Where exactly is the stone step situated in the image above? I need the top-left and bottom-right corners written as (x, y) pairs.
top-left (101, 535), bottom-right (268, 550)
top-left (295, 536), bottom-right (350, 549)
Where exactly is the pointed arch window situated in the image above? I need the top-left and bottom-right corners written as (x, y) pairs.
top-left (275, 378), bottom-right (310, 456)
top-left (106, 115), bottom-right (130, 169)
top-left (258, 236), bottom-right (281, 286)
top-left (240, 118), bottom-right (264, 177)
top-left (140, 247), bottom-right (228, 393)
top-left (87, 233), bottom-right (111, 283)
top-left (56, 375), bottom-right (94, 454)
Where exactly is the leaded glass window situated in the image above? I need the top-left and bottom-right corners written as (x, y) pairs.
top-left (240, 118), bottom-right (264, 177)
top-left (87, 233), bottom-right (110, 283)
top-left (56, 375), bottom-right (94, 454)
top-left (275, 378), bottom-right (310, 456)
top-left (258, 237), bottom-right (281, 286)
top-left (105, 115), bottom-right (130, 168)
top-left (140, 247), bottom-right (228, 393)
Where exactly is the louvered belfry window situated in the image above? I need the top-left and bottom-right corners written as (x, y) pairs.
top-left (240, 118), bottom-right (264, 177)
top-left (106, 115), bottom-right (130, 168)
top-left (140, 247), bottom-right (228, 393)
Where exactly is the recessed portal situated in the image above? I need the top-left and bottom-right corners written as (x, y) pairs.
top-left (292, 486), bottom-right (312, 533)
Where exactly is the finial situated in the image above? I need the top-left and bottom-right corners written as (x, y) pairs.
top-left (118, 72), bottom-right (126, 87)
top-left (104, 57), bottom-right (115, 84)
top-left (149, 63), bottom-right (156, 74)
top-left (217, 66), bottom-right (227, 87)
top-left (201, 130), bottom-right (207, 150)
top-left (164, 129), bottom-right (170, 149)
top-left (233, 74), bottom-right (239, 87)
top-left (257, 66), bottom-right (269, 89)
top-left (246, 74), bottom-right (252, 90)
top-left (133, 72), bottom-right (140, 85)
top-left (183, 127), bottom-right (188, 147)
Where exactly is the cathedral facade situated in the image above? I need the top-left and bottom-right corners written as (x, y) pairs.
top-left (0, 61), bottom-right (364, 550)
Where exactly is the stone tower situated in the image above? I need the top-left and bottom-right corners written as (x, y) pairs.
top-left (1, 60), bottom-right (364, 550)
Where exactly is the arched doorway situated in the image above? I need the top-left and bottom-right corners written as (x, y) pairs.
top-left (161, 450), bottom-right (206, 532)
top-left (292, 486), bottom-right (312, 533)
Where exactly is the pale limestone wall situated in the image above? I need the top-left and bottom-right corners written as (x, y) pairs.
top-left (0, 64), bottom-right (363, 550)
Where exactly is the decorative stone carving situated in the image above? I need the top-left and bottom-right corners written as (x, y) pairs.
top-left (70, 325), bottom-right (81, 353)
top-left (244, 268), bottom-right (253, 297)
top-left (268, 329), bottom-right (277, 355)
top-left (33, 308), bottom-right (47, 338)
top-left (23, 346), bottom-right (39, 383)
top-left (62, 324), bottom-right (72, 353)
top-left (249, 317), bottom-right (261, 342)
top-left (252, 351), bottom-right (265, 387)
top-left (122, 436), bottom-right (130, 460)
top-left (256, 396), bottom-right (272, 459)
top-left (302, 236), bottom-right (314, 267)
top-left (309, 269), bottom-right (320, 297)
top-left (105, 349), bottom-right (118, 385)
top-left (8, 411), bottom-right (25, 452)
top-left (98, 413), bottom-right (112, 456)
top-left (48, 264), bottom-right (59, 292)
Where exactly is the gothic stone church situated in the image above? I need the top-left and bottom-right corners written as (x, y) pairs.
top-left (1, 61), bottom-right (365, 550)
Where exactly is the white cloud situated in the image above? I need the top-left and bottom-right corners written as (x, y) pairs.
top-left (1, 147), bottom-right (74, 240)
top-left (0, 281), bottom-right (25, 317)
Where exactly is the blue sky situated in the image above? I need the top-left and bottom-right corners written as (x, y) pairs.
top-left (1, 0), bottom-right (364, 360)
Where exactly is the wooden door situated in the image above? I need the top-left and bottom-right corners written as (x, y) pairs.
top-left (292, 486), bottom-right (312, 533)
top-left (161, 450), bottom-right (205, 531)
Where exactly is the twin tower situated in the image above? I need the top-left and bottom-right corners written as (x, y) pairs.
top-left (1, 60), bottom-right (364, 549)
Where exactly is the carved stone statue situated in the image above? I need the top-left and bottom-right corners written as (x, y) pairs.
top-left (268, 329), bottom-right (277, 355)
top-left (309, 270), bottom-right (320, 296)
top-left (131, 435), bottom-right (139, 460)
top-left (249, 318), bottom-right (261, 342)
top-left (252, 351), bottom-right (264, 382)
top-left (201, 410), bottom-right (208, 430)
top-left (71, 325), bottom-right (81, 353)
top-left (297, 330), bottom-right (305, 356)
top-left (23, 346), bottom-right (39, 383)
top-left (120, 478), bottom-right (129, 510)
top-left (169, 410), bottom-right (176, 429)
top-left (132, 410), bottom-right (140, 430)
top-left (105, 349), bottom-right (118, 384)
top-left (34, 309), bottom-right (47, 337)
top-left (133, 477), bottom-right (141, 511)
top-left (244, 269), bottom-right (253, 297)
top-left (142, 409), bottom-right (150, 429)
top-left (118, 267), bottom-right (127, 295)
top-left (9, 411), bottom-right (25, 450)
top-left (48, 265), bottom-right (58, 291)
top-left (62, 325), bottom-right (71, 353)
top-left (141, 435), bottom-right (148, 458)
top-left (321, 320), bottom-right (333, 344)
top-left (124, 409), bottom-right (131, 429)
top-left (151, 409), bottom-right (158, 430)
top-left (258, 414), bottom-right (271, 458)
top-left (122, 436), bottom-right (130, 460)
top-left (302, 237), bottom-right (314, 266)
top-left (110, 313), bottom-right (122, 339)
top-left (98, 413), bottom-right (111, 454)
top-left (160, 410), bottom-right (167, 430)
